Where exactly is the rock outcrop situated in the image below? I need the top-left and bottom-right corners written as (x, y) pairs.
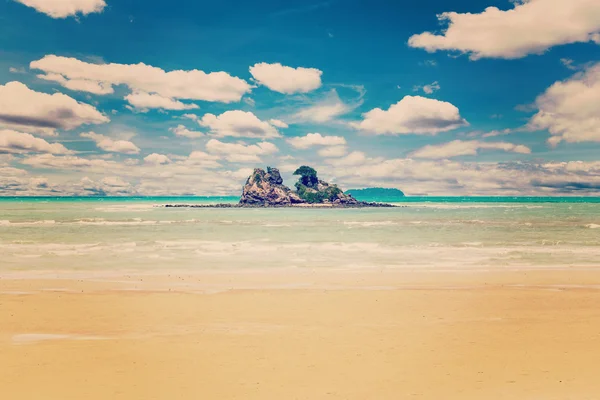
top-left (239, 167), bottom-right (306, 206)
top-left (239, 165), bottom-right (364, 206)
top-left (292, 166), bottom-right (359, 205)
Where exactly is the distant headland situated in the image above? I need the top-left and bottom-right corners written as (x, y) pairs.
top-left (164, 166), bottom-right (397, 208)
top-left (346, 188), bottom-right (405, 202)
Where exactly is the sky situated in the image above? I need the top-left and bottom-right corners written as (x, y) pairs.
top-left (1, 0), bottom-right (600, 196)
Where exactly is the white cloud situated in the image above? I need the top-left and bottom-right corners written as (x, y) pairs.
top-left (144, 153), bottom-right (172, 165)
top-left (287, 133), bottom-right (346, 149)
top-left (269, 119), bottom-right (288, 128)
top-left (205, 139), bottom-right (278, 163)
top-left (181, 114), bottom-right (200, 122)
top-left (414, 81), bottom-right (440, 94)
top-left (326, 151), bottom-right (379, 167)
top-left (14, 0), bottom-right (106, 18)
top-left (560, 58), bottom-right (578, 71)
top-left (185, 151), bottom-right (221, 168)
top-left (37, 73), bottom-right (114, 95)
top-left (12, 154), bottom-right (249, 195)
top-left (528, 62), bottom-right (600, 145)
top-left (408, 0), bottom-right (600, 60)
top-left (0, 81), bottom-right (109, 135)
top-left (291, 89), bottom-right (360, 124)
top-left (21, 154), bottom-right (116, 170)
top-left (9, 67), bottom-right (27, 74)
top-left (169, 124), bottom-right (204, 138)
top-left (30, 55), bottom-right (252, 105)
top-left (80, 132), bottom-right (140, 154)
top-left (0, 130), bottom-right (72, 154)
top-left (249, 62), bottom-right (323, 94)
top-left (410, 140), bottom-right (531, 159)
top-left (10, 149), bottom-right (600, 196)
top-left (199, 110), bottom-right (281, 138)
top-left (481, 128), bottom-right (513, 138)
top-left (352, 95), bottom-right (468, 135)
top-left (317, 146), bottom-right (347, 157)
top-left (78, 176), bottom-right (135, 196)
top-left (323, 155), bottom-right (600, 195)
top-left (124, 92), bottom-right (199, 112)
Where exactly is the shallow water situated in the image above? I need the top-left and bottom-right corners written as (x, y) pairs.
top-left (1, 197), bottom-right (599, 273)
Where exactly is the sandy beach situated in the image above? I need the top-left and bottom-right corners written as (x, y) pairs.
top-left (2, 268), bottom-right (600, 399)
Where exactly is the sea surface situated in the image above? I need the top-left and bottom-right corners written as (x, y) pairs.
top-left (1, 196), bottom-right (600, 275)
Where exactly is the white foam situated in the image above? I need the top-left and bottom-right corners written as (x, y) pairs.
top-left (1, 218), bottom-right (202, 227)
top-left (263, 223), bottom-right (292, 227)
top-left (407, 204), bottom-right (545, 209)
top-left (0, 220), bottom-right (56, 226)
top-left (344, 221), bottom-right (395, 227)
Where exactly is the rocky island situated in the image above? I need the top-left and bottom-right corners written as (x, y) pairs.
top-left (165, 166), bottom-right (396, 208)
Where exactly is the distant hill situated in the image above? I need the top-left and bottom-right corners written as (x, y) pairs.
top-left (345, 188), bottom-right (405, 202)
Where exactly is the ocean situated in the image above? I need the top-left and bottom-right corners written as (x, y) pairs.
top-left (1, 196), bottom-right (600, 275)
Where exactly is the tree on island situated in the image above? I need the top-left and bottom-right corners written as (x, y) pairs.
top-left (293, 166), bottom-right (318, 188)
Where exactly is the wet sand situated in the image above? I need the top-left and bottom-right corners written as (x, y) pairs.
top-left (2, 268), bottom-right (600, 399)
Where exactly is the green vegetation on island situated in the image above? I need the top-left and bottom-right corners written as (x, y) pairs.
top-left (293, 166), bottom-right (344, 204)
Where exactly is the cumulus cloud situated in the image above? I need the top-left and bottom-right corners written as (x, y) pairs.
top-left (80, 132), bottom-right (140, 154)
top-left (185, 151), bottom-right (221, 168)
top-left (318, 152), bottom-right (600, 195)
top-left (0, 81), bottom-right (109, 135)
top-left (528, 62), bottom-right (600, 145)
top-left (10, 149), bottom-right (600, 196)
top-left (410, 140), bottom-right (531, 159)
top-left (12, 153), bottom-right (252, 195)
top-left (199, 110), bottom-right (281, 138)
top-left (78, 176), bottom-right (136, 196)
top-left (317, 146), bottom-right (348, 157)
top-left (144, 153), bottom-right (172, 165)
top-left (30, 55), bottom-right (252, 105)
top-left (169, 124), bottom-right (205, 139)
top-left (249, 62), bottom-right (323, 94)
top-left (21, 154), bottom-right (116, 170)
top-left (0, 130), bottom-right (72, 154)
top-left (352, 95), bottom-right (468, 135)
top-left (287, 133), bottom-right (347, 149)
top-left (205, 139), bottom-right (278, 163)
top-left (37, 73), bottom-right (114, 95)
top-left (124, 92), bottom-right (199, 111)
top-left (408, 0), bottom-right (600, 60)
top-left (14, 0), bottom-right (106, 18)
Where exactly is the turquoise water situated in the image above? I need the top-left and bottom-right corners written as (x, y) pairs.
top-left (1, 197), bottom-right (599, 274)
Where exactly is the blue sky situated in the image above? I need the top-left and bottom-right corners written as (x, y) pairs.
top-left (1, 0), bottom-right (600, 195)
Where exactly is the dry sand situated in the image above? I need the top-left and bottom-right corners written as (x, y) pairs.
top-left (1, 268), bottom-right (600, 399)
